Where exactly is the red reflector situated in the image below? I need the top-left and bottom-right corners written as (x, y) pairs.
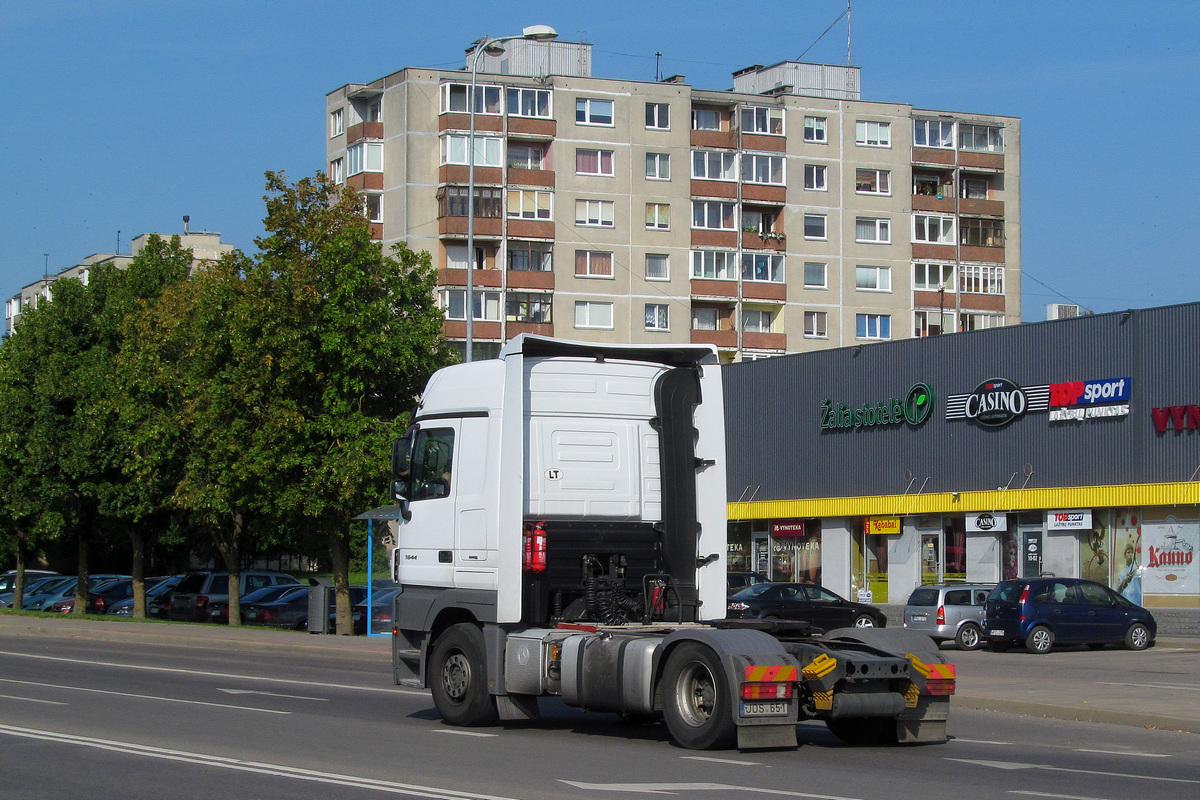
top-left (924, 678), bottom-right (956, 696)
top-left (523, 522), bottom-right (548, 573)
top-left (197, 596), bottom-right (209, 608)
top-left (741, 682), bottom-right (794, 700)
top-left (936, 605), bottom-right (945, 625)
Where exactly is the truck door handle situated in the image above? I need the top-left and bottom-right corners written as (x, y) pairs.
top-left (439, 551), bottom-right (452, 563)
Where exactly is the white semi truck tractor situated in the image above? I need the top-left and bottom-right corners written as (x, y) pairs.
top-left (378, 335), bottom-right (954, 749)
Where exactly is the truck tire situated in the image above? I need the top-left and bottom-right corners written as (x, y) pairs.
top-left (826, 717), bottom-right (898, 745)
top-left (429, 623), bottom-right (499, 726)
top-left (661, 642), bottom-right (736, 750)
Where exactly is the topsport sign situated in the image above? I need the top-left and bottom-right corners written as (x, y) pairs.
top-left (946, 376), bottom-right (1131, 429)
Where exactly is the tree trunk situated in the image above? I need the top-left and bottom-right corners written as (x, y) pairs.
top-left (129, 526), bottom-right (147, 618)
top-left (215, 514), bottom-right (243, 627)
top-left (328, 528), bottom-right (351, 635)
top-left (11, 532), bottom-right (27, 610)
top-left (73, 532), bottom-right (90, 616)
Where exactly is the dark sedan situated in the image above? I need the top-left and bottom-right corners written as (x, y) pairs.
top-left (726, 582), bottom-right (887, 630)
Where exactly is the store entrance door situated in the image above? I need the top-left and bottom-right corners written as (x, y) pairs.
top-left (921, 532), bottom-right (941, 584)
top-left (752, 533), bottom-right (771, 579)
top-left (1020, 525), bottom-right (1045, 578)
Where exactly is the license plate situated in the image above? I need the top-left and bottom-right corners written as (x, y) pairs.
top-left (912, 614), bottom-right (927, 622)
top-left (989, 629), bottom-right (1004, 636)
top-left (246, 611), bottom-right (258, 619)
top-left (352, 612), bottom-right (362, 621)
top-left (740, 701), bottom-right (788, 717)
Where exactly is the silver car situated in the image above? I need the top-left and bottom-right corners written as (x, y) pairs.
top-left (903, 583), bottom-right (995, 650)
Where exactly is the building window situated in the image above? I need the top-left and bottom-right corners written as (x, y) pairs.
top-left (856, 313), bottom-right (891, 340)
top-left (645, 303), bottom-right (670, 331)
top-left (961, 176), bottom-right (990, 199)
top-left (855, 217), bottom-right (891, 244)
top-left (804, 116), bottom-right (827, 143)
top-left (743, 153), bottom-right (785, 185)
top-left (645, 102), bottom-right (670, 130)
top-left (645, 203), bottom-right (670, 230)
top-left (692, 107), bottom-right (722, 131)
top-left (691, 306), bottom-right (719, 331)
top-left (347, 142), bottom-right (383, 175)
top-left (508, 241), bottom-right (553, 271)
top-left (576, 148), bottom-right (614, 176)
top-left (575, 199), bottom-right (615, 228)
top-left (741, 253), bottom-right (783, 283)
top-left (804, 164), bottom-right (827, 191)
top-left (363, 193), bottom-right (382, 223)
top-left (855, 120), bottom-right (891, 147)
top-left (575, 250), bottom-right (614, 278)
top-left (330, 108), bottom-right (344, 137)
top-left (692, 200), bottom-right (736, 230)
top-left (445, 244), bottom-right (485, 271)
top-left (507, 144), bottom-right (545, 170)
top-left (803, 214), bottom-right (827, 240)
top-left (804, 311), bottom-right (828, 338)
top-left (855, 265), bottom-right (892, 292)
top-left (328, 158), bottom-right (344, 184)
top-left (441, 134), bottom-right (502, 167)
top-left (960, 124), bottom-right (1004, 153)
top-left (507, 189), bottom-right (551, 219)
top-left (913, 262), bottom-right (955, 290)
top-left (741, 106), bottom-right (784, 135)
top-left (855, 168), bottom-right (890, 195)
top-left (442, 83), bottom-right (502, 114)
top-left (959, 265), bottom-right (1005, 295)
top-left (692, 150), bottom-right (737, 181)
top-left (914, 309), bottom-right (946, 338)
top-left (959, 311), bottom-right (1005, 331)
top-left (442, 289), bottom-right (501, 321)
top-left (645, 253), bottom-right (669, 281)
top-left (914, 118), bottom-right (955, 149)
top-left (913, 214), bottom-right (955, 244)
top-left (506, 87), bottom-right (551, 118)
top-left (506, 292), bottom-right (553, 323)
top-left (575, 301), bottom-right (614, 329)
top-left (441, 186), bottom-right (503, 217)
top-left (691, 250), bottom-right (737, 280)
top-left (363, 98), bottom-right (382, 122)
top-left (960, 218), bottom-right (1004, 247)
top-left (646, 152), bottom-right (670, 180)
top-left (742, 308), bottom-right (773, 333)
top-left (804, 262), bottom-right (827, 289)
top-left (913, 171), bottom-right (950, 197)
top-left (576, 98), bottom-right (614, 126)
top-left (742, 206), bottom-right (780, 235)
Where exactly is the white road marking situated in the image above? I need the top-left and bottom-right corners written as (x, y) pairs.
top-left (953, 738), bottom-right (1014, 745)
top-left (949, 757), bottom-right (1200, 785)
top-left (433, 729), bottom-right (498, 738)
top-left (1008, 792), bottom-right (1109, 800)
top-left (1074, 748), bottom-right (1169, 758)
top-left (1098, 681), bottom-right (1200, 691)
top-left (0, 649), bottom-right (426, 696)
top-left (681, 755), bottom-right (762, 766)
top-left (559, 782), bottom-right (864, 799)
top-left (217, 688), bottom-right (327, 701)
top-left (0, 723), bottom-right (526, 800)
top-left (0, 677), bottom-right (289, 714)
top-left (0, 693), bottom-right (67, 705)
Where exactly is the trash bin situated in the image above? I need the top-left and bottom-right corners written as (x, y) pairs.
top-left (307, 584), bottom-right (332, 634)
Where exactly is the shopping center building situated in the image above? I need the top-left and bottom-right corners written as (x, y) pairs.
top-left (724, 302), bottom-right (1199, 609)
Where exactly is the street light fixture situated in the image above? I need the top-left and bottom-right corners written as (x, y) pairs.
top-left (465, 24), bottom-right (558, 362)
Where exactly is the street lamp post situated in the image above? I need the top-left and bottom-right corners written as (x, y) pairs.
top-left (465, 25), bottom-right (557, 362)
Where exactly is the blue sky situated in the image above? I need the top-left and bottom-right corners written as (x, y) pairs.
top-left (2, 1), bottom-right (1196, 319)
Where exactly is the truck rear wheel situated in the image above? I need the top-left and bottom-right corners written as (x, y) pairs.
top-left (429, 623), bottom-right (498, 726)
top-left (661, 642), bottom-right (736, 750)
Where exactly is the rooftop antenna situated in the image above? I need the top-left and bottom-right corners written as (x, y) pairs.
top-left (847, 1), bottom-right (852, 65)
top-left (117, 230), bottom-right (121, 255)
top-left (43, 253), bottom-right (49, 279)
top-left (655, 51), bottom-right (662, 82)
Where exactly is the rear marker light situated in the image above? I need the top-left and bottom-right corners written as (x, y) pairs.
top-left (741, 682), bottom-right (794, 700)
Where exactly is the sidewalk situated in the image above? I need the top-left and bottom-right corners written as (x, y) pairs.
top-left (2, 612), bottom-right (1198, 735)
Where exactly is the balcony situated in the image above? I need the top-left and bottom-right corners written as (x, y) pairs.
top-left (912, 195), bottom-right (955, 213)
top-left (443, 320), bottom-right (501, 340)
top-left (959, 197), bottom-right (1004, 217)
top-left (959, 151), bottom-right (1005, 170)
top-left (742, 230), bottom-right (786, 252)
top-left (691, 129), bottom-right (737, 149)
top-left (347, 172), bottom-right (383, 191)
top-left (741, 133), bottom-right (786, 152)
top-left (691, 329), bottom-right (738, 348)
top-left (741, 281), bottom-right (786, 302)
top-left (911, 147), bottom-right (955, 166)
top-left (507, 269), bottom-right (555, 290)
top-left (439, 216), bottom-right (503, 238)
top-left (507, 167), bottom-right (555, 188)
top-left (346, 121), bottom-right (383, 143)
top-left (691, 229), bottom-right (738, 248)
top-left (959, 244), bottom-right (1005, 263)
top-left (440, 113), bottom-right (503, 133)
top-left (690, 179), bottom-right (738, 199)
top-left (742, 331), bottom-right (786, 350)
top-left (506, 321), bottom-right (554, 337)
top-left (439, 268), bottom-right (502, 288)
top-left (741, 183), bottom-right (786, 204)
top-left (508, 117), bottom-right (556, 138)
top-left (440, 165), bottom-right (502, 185)
top-left (690, 279), bottom-right (738, 298)
top-left (959, 293), bottom-right (1007, 312)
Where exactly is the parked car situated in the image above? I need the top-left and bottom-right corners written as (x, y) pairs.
top-left (0, 575), bottom-right (67, 607)
top-left (726, 582), bottom-right (887, 630)
top-left (15, 577), bottom-right (78, 610)
top-left (108, 575), bottom-right (184, 616)
top-left (726, 571), bottom-right (770, 595)
top-left (29, 576), bottom-right (126, 612)
top-left (984, 577), bottom-right (1157, 654)
top-left (352, 586), bottom-right (402, 635)
top-left (0, 570), bottom-right (58, 594)
top-left (243, 585), bottom-right (366, 631)
top-left (902, 583), bottom-right (995, 650)
top-left (168, 571), bottom-right (303, 622)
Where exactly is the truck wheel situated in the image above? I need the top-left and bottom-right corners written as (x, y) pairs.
top-left (661, 642), bottom-right (736, 750)
top-left (1025, 625), bottom-right (1054, 654)
top-left (429, 623), bottom-right (498, 726)
top-left (955, 623), bottom-right (983, 651)
top-left (826, 717), bottom-right (897, 745)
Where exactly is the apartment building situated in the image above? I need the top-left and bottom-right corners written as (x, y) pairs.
top-left (325, 38), bottom-right (1019, 361)
top-left (4, 230), bottom-right (234, 338)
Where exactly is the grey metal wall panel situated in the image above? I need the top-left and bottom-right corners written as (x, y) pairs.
top-left (724, 304), bottom-right (1200, 502)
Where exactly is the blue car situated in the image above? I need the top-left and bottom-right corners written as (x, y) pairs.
top-left (984, 577), bottom-right (1156, 654)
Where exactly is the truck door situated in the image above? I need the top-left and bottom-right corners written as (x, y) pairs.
top-left (395, 424), bottom-right (458, 588)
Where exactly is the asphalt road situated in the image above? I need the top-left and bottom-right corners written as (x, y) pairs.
top-left (1, 617), bottom-right (1198, 800)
